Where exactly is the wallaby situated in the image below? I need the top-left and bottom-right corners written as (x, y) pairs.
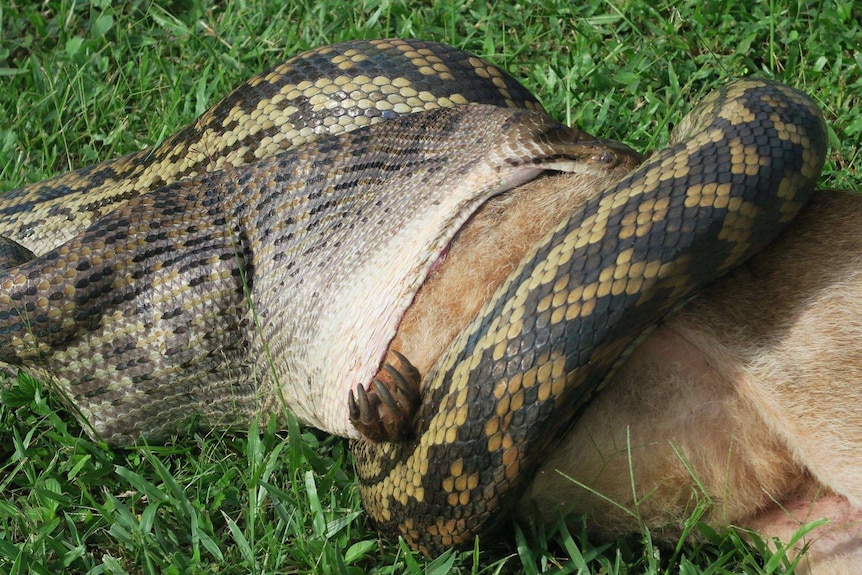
top-left (389, 165), bottom-right (862, 574)
top-left (522, 188), bottom-right (862, 575)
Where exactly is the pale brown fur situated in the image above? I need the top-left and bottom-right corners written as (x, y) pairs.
top-left (392, 169), bottom-right (862, 574)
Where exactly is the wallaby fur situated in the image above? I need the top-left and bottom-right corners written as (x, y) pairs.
top-left (395, 167), bottom-right (862, 574)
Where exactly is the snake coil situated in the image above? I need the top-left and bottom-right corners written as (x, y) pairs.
top-left (354, 78), bottom-right (827, 553)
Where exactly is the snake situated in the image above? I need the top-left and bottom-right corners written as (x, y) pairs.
top-left (0, 39), bottom-right (828, 554)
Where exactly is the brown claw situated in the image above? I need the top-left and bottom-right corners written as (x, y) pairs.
top-left (386, 350), bottom-right (421, 406)
top-left (347, 383), bottom-right (368, 422)
top-left (349, 349), bottom-right (422, 442)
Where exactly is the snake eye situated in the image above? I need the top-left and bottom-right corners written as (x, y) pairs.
top-left (593, 150), bottom-right (618, 165)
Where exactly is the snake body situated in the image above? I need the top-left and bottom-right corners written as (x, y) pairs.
top-left (1, 40), bottom-right (827, 553)
top-left (0, 103), bottom-right (625, 442)
top-left (0, 39), bottom-right (544, 257)
top-left (0, 40), bottom-right (630, 442)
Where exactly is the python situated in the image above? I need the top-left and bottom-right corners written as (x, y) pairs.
top-left (1, 42), bottom-right (856, 572)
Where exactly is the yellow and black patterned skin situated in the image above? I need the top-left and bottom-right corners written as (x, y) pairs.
top-left (0, 104), bottom-right (618, 443)
top-left (0, 39), bottom-right (828, 555)
top-left (353, 79), bottom-right (828, 553)
top-left (0, 39), bottom-right (544, 257)
top-left (0, 39), bottom-right (634, 443)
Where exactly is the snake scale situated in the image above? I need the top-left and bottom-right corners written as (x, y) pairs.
top-left (0, 39), bottom-right (827, 553)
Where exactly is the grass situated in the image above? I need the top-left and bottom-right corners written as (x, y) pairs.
top-left (0, 0), bottom-right (860, 573)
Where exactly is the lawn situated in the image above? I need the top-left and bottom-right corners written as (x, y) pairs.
top-left (0, 1), bottom-right (860, 574)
